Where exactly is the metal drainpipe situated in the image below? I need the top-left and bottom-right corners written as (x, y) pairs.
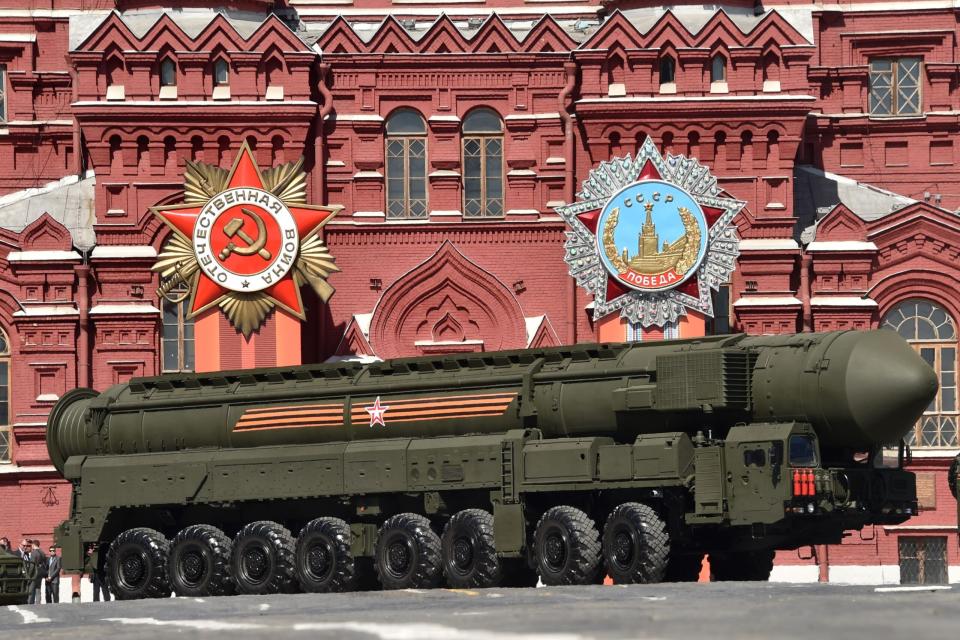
top-left (800, 251), bottom-right (813, 332)
top-left (76, 253), bottom-right (91, 388)
top-left (559, 60), bottom-right (578, 343)
top-left (315, 63), bottom-right (334, 200)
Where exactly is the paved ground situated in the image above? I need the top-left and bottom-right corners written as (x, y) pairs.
top-left (2, 583), bottom-right (958, 639)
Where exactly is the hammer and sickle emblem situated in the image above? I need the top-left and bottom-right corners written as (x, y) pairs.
top-left (218, 208), bottom-right (272, 261)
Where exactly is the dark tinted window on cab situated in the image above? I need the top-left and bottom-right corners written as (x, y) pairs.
top-left (789, 435), bottom-right (818, 466)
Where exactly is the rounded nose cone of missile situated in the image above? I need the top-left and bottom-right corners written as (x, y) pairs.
top-left (844, 330), bottom-right (939, 446)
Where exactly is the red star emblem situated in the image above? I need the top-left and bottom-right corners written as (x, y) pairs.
top-left (365, 396), bottom-right (389, 427)
top-left (152, 141), bottom-right (337, 319)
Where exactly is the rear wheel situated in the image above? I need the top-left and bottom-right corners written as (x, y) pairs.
top-left (533, 506), bottom-right (602, 586)
top-left (105, 527), bottom-right (172, 600)
top-left (442, 509), bottom-right (501, 589)
top-left (169, 524), bottom-right (234, 597)
top-left (295, 517), bottom-right (356, 593)
top-left (231, 521), bottom-right (297, 595)
top-left (601, 502), bottom-right (669, 584)
top-left (375, 513), bottom-right (443, 590)
top-left (709, 550), bottom-right (775, 581)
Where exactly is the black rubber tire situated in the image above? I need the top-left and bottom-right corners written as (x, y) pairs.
top-left (105, 527), bottom-right (172, 600)
top-left (709, 549), bottom-right (775, 581)
top-left (168, 524), bottom-right (234, 597)
top-left (231, 520), bottom-right (297, 595)
top-left (375, 513), bottom-right (443, 590)
top-left (664, 553), bottom-right (704, 583)
top-left (295, 517), bottom-right (357, 593)
top-left (949, 455), bottom-right (959, 500)
top-left (533, 506), bottom-right (602, 586)
top-left (601, 502), bottom-right (670, 584)
top-left (442, 509), bottom-right (501, 588)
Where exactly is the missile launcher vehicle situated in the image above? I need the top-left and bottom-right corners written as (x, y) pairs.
top-left (49, 329), bottom-right (936, 598)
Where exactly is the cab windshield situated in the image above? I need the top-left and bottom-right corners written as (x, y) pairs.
top-left (789, 435), bottom-right (818, 466)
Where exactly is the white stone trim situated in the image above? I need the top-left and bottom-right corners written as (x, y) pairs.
top-left (352, 211), bottom-right (385, 218)
top-left (328, 114), bottom-right (384, 122)
top-left (739, 238), bottom-right (799, 251)
top-left (505, 112), bottom-right (560, 120)
top-left (810, 296), bottom-right (878, 307)
top-left (7, 250), bottom-right (81, 262)
top-left (414, 339), bottom-right (484, 346)
top-left (507, 209), bottom-right (540, 215)
top-left (577, 94), bottom-right (815, 104)
top-left (733, 296), bottom-right (802, 307)
top-left (91, 246), bottom-right (157, 259)
top-left (507, 169), bottom-right (537, 177)
top-left (36, 393), bottom-right (59, 402)
top-left (769, 564), bottom-right (819, 583)
top-left (353, 170), bottom-right (383, 179)
top-left (12, 305), bottom-right (78, 317)
top-left (295, 6), bottom-right (599, 15)
top-left (429, 210), bottom-right (462, 217)
top-left (5, 119), bottom-right (73, 127)
top-left (828, 564), bottom-right (901, 585)
top-left (807, 241), bottom-right (878, 251)
top-left (0, 464), bottom-right (58, 475)
top-left (428, 169), bottom-right (460, 177)
top-left (89, 304), bottom-right (161, 315)
top-left (428, 115), bottom-right (461, 122)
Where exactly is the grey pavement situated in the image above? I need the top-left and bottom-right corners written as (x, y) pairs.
top-left (2, 582), bottom-right (958, 640)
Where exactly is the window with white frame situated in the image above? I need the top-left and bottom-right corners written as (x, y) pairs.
top-left (161, 287), bottom-right (195, 373)
top-left (869, 58), bottom-right (922, 116)
top-left (882, 299), bottom-right (957, 447)
top-left (0, 329), bottom-right (10, 462)
top-left (385, 109), bottom-right (428, 219)
top-left (462, 108), bottom-right (504, 218)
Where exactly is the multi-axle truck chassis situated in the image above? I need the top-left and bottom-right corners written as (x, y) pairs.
top-left (48, 330), bottom-right (935, 598)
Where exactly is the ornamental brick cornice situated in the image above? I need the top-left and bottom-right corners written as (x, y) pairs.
top-left (807, 66), bottom-right (869, 82)
top-left (229, 51), bottom-right (262, 67)
top-left (124, 51), bottom-right (156, 67)
top-left (175, 51), bottom-right (211, 65)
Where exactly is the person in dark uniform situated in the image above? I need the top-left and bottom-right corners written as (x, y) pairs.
top-left (0, 537), bottom-right (10, 552)
top-left (29, 540), bottom-right (45, 605)
top-left (45, 546), bottom-right (61, 604)
top-left (86, 546), bottom-right (111, 602)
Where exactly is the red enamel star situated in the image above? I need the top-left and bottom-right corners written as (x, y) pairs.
top-left (152, 141), bottom-right (338, 320)
top-left (365, 396), bottom-right (389, 427)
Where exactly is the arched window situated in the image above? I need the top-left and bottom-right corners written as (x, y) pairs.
top-left (883, 299), bottom-right (958, 447)
top-left (762, 51), bottom-right (780, 92)
top-left (386, 109), bottom-right (427, 218)
top-left (161, 285), bottom-right (195, 373)
top-left (659, 55), bottom-right (676, 86)
top-left (214, 58), bottom-right (229, 86)
top-left (462, 108), bottom-right (503, 217)
top-left (0, 328), bottom-right (10, 462)
top-left (710, 54), bottom-right (727, 83)
top-left (160, 58), bottom-right (176, 87)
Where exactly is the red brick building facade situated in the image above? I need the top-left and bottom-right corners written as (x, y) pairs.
top-left (0, 0), bottom-right (957, 585)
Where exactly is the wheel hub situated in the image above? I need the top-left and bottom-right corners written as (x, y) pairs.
top-left (387, 539), bottom-right (411, 576)
top-left (544, 533), bottom-right (566, 569)
top-left (181, 550), bottom-right (205, 583)
top-left (243, 546), bottom-right (269, 582)
top-left (613, 530), bottom-right (634, 567)
top-left (120, 552), bottom-right (146, 586)
top-left (453, 538), bottom-right (474, 571)
top-left (307, 543), bottom-right (331, 578)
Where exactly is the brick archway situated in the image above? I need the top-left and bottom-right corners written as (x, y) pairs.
top-left (368, 241), bottom-right (527, 359)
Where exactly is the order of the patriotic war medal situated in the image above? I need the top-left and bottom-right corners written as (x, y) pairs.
top-left (151, 141), bottom-right (342, 337)
top-left (556, 136), bottom-right (743, 327)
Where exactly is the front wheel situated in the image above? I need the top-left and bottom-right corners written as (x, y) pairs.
top-left (601, 502), bottom-right (669, 584)
top-left (532, 506), bottom-right (602, 586)
top-left (105, 527), bottom-right (172, 600)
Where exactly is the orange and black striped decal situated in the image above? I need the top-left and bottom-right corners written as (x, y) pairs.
top-left (232, 392), bottom-right (516, 432)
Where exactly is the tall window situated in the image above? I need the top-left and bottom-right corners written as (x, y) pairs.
top-left (0, 329), bottom-right (10, 462)
top-left (214, 58), bottom-right (230, 86)
top-left (870, 58), bottom-right (921, 116)
top-left (386, 109), bottom-right (427, 219)
top-left (627, 321), bottom-right (679, 342)
top-left (882, 299), bottom-right (957, 447)
top-left (161, 289), bottom-right (195, 373)
top-left (659, 55), bottom-right (676, 85)
top-left (160, 58), bottom-right (176, 87)
top-left (0, 65), bottom-right (7, 123)
top-left (710, 54), bottom-right (727, 83)
top-left (462, 108), bottom-right (503, 218)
